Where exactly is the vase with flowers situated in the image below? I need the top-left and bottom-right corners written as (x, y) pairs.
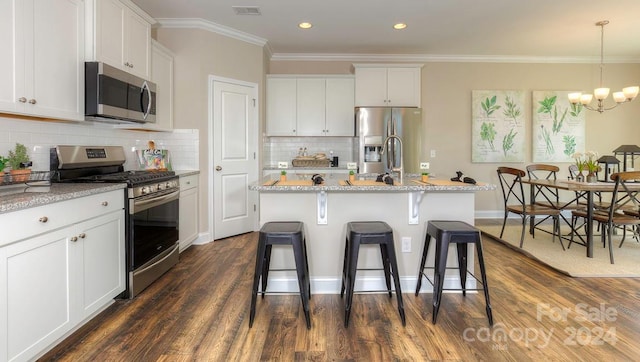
top-left (584, 151), bottom-right (599, 183)
top-left (572, 152), bottom-right (585, 182)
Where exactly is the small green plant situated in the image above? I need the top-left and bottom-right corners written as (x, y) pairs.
top-left (563, 135), bottom-right (577, 157)
top-left (349, 170), bottom-right (355, 175)
top-left (421, 172), bottom-right (429, 176)
top-left (502, 128), bottom-right (517, 156)
top-left (280, 170), bottom-right (287, 175)
top-left (502, 96), bottom-right (521, 124)
top-left (0, 155), bottom-right (8, 172)
top-left (8, 143), bottom-right (30, 170)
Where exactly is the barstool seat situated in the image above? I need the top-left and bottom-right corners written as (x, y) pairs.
top-left (415, 220), bottom-right (493, 326)
top-left (341, 221), bottom-right (405, 327)
top-left (249, 221), bottom-right (311, 329)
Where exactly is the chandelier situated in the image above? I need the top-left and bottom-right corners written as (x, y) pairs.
top-left (568, 20), bottom-right (639, 113)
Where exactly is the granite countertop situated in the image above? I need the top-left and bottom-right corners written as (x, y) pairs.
top-left (249, 177), bottom-right (496, 192)
top-left (263, 166), bottom-right (350, 171)
top-left (0, 183), bottom-right (127, 214)
top-left (174, 170), bottom-right (200, 177)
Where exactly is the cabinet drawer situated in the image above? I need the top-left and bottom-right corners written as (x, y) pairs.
top-left (2, 190), bottom-right (124, 246)
top-left (180, 174), bottom-right (199, 191)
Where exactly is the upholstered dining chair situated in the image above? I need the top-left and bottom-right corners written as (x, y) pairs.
top-left (497, 167), bottom-right (563, 249)
top-left (572, 171), bottom-right (640, 264)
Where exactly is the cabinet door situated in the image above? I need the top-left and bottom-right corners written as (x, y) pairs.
top-left (2, 228), bottom-right (74, 362)
top-left (179, 187), bottom-right (199, 251)
top-left (96, 0), bottom-right (126, 71)
top-left (125, 9), bottom-right (151, 78)
top-left (30, 0), bottom-right (84, 120)
top-left (151, 40), bottom-right (174, 129)
top-left (354, 67), bottom-right (388, 106)
top-left (386, 67), bottom-right (421, 107)
top-left (325, 78), bottom-right (355, 136)
top-left (296, 78), bottom-right (326, 136)
top-left (266, 78), bottom-right (297, 136)
top-left (76, 211), bottom-right (125, 319)
top-left (0, 0), bottom-right (24, 114)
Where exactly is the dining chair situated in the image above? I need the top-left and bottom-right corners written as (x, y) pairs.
top-left (527, 164), bottom-right (579, 229)
top-left (571, 171), bottom-right (640, 263)
top-left (497, 167), bottom-right (563, 249)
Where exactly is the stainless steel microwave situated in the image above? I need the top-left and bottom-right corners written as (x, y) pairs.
top-left (85, 62), bottom-right (156, 123)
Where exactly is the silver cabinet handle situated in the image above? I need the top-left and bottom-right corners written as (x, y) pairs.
top-left (215, 166), bottom-right (222, 171)
top-left (39, 216), bottom-right (48, 223)
top-left (18, 97), bottom-right (27, 103)
top-left (28, 99), bottom-right (36, 104)
top-left (101, 201), bottom-right (108, 206)
top-left (79, 233), bottom-right (86, 239)
top-left (70, 236), bottom-right (78, 242)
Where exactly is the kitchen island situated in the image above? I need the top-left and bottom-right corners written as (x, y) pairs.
top-left (249, 177), bottom-right (495, 294)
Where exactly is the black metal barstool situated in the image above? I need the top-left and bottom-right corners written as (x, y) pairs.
top-left (249, 221), bottom-right (311, 329)
top-left (341, 221), bottom-right (405, 327)
top-left (415, 220), bottom-right (493, 326)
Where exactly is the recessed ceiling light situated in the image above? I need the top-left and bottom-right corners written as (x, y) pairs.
top-left (393, 23), bottom-right (407, 30)
top-left (299, 22), bottom-right (313, 29)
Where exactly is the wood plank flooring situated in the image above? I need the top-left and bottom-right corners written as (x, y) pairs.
top-left (41, 226), bottom-right (640, 361)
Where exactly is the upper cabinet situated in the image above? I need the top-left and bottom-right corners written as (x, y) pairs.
top-left (266, 75), bottom-right (355, 137)
top-left (0, 0), bottom-right (85, 121)
top-left (151, 40), bottom-right (174, 130)
top-left (354, 64), bottom-right (422, 107)
top-left (86, 0), bottom-right (155, 79)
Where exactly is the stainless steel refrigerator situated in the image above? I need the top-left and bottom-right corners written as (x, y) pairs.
top-left (355, 107), bottom-right (423, 174)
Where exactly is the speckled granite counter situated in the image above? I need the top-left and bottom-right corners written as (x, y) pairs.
top-left (250, 177), bottom-right (495, 192)
top-left (175, 170), bottom-right (200, 177)
top-left (0, 183), bottom-right (126, 214)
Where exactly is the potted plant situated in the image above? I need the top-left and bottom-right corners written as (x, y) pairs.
top-left (421, 172), bottom-right (430, 182)
top-left (349, 170), bottom-right (356, 182)
top-left (8, 143), bottom-right (32, 183)
top-left (280, 170), bottom-right (287, 182)
top-left (0, 155), bottom-right (8, 182)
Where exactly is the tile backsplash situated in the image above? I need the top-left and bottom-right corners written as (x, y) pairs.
top-left (0, 117), bottom-right (199, 171)
top-left (263, 136), bottom-right (357, 167)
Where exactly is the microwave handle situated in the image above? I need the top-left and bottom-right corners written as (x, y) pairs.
top-left (141, 81), bottom-right (152, 120)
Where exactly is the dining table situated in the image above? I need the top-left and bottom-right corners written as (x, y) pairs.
top-left (522, 179), bottom-right (640, 258)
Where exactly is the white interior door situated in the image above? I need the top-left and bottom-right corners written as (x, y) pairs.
top-left (210, 77), bottom-right (258, 239)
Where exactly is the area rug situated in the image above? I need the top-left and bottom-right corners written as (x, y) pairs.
top-left (476, 221), bottom-right (640, 277)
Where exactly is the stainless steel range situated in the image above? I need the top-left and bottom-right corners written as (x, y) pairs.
top-left (51, 145), bottom-right (179, 298)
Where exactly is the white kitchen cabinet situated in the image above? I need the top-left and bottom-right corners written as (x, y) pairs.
top-left (0, 0), bottom-right (84, 121)
top-left (354, 65), bottom-right (422, 107)
top-left (0, 190), bottom-right (125, 362)
top-left (266, 78), bottom-right (297, 136)
top-left (179, 174), bottom-right (199, 252)
top-left (266, 76), bottom-right (355, 137)
top-left (87, 0), bottom-right (154, 79)
top-left (325, 78), bottom-right (355, 136)
top-left (296, 79), bottom-right (326, 136)
top-left (151, 40), bottom-right (174, 130)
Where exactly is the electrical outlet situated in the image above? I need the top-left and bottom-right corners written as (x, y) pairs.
top-left (401, 237), bottom-right (411, 253)
top-left (430, 150), bottom-right (436, 158)
top-left (420, 162), bottom-right (430, 170)
top-left (278, 161), bottom-right (288, 169)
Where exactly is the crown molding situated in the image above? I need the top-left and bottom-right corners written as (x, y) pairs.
top-left (155, 18), bottom-right (268, 47)
top-left (270, 53), bottom-right (640, 64)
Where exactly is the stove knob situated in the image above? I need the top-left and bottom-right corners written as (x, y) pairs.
top-left (141, 186), bottom-right (150, 194)
top-left (158, 183), bottom-right (164, 190)
top-left (166, 182), bottom-right (172, 189)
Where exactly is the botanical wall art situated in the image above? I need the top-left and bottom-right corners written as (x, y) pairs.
top-left (471, 90), bottom-right (526, 162)
top-left (532, 91), bottom-right (585, 162)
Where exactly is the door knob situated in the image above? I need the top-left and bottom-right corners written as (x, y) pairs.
top-left (215, 166), bottom-right (222, 171)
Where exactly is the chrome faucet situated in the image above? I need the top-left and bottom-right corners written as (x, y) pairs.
top-left (380, 134), bottom-right (404, 185)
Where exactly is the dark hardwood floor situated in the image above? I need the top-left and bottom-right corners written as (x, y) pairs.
top-left (41, 226), bottom-right (640, 361)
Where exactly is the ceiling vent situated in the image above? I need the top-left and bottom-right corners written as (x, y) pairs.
top-left (232, 6), bottom-right (261, 15)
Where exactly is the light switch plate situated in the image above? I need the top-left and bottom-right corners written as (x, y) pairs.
top-left (347, 162), bottom-right (358, 170)
top-left (420, 162), bottom-right (430, 170)
top-left (278, 161), bottom-right (288, 169)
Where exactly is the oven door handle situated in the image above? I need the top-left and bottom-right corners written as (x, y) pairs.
top-left (131, 190), bottom-right (180, 214)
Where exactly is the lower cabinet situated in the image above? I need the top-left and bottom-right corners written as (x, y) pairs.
top-left (0, 191), bottom-right (125, 362)
top-left (179, 174), bottom-right (199, 252)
